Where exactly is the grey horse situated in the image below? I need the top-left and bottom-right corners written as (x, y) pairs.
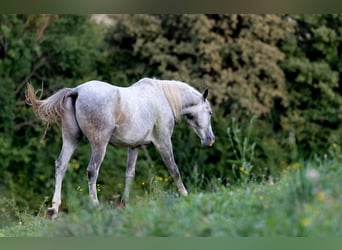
top-left (26, 78), bottom-right (215, 219)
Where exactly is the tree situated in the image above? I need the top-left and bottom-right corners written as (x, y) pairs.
top-left (280, 14), bottom-right (342, 156)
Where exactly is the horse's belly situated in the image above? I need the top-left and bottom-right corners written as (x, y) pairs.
top-left (109, 128), bottom-right (152, 147)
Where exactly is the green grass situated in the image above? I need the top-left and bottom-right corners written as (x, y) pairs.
top-left (1, 157), bottom-right (341, 237)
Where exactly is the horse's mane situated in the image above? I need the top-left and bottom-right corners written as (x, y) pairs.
top-left (159, 80), bottom-right (182, 121)
top-left (135, 78), bottom-right (198, 121)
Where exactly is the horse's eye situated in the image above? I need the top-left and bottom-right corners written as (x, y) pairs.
top-left (186, 114), bottom-right (194, 120)
top-left (209, 111), bottom-right (212, 116)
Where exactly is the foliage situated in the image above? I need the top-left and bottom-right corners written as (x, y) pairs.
top-left (280, 14), bottom-right (342, 156)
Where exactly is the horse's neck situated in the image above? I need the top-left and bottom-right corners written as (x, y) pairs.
top-left (178, 84), bottom-right (201, 110)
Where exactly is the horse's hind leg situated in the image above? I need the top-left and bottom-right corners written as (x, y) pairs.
top-left (121, 147), bottom-right (139, 206)
top-left (87, 142), bottom-right (108, 206)
top-left (47, 97), bottom-right (82, 219)
top-left (48, 117), bottom-right (82, 219)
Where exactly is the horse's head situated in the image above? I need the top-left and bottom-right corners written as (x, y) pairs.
top-left (183, 88), bottom-right (215, 147)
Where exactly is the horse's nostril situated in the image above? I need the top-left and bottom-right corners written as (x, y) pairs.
top-left (205, 136), bottom-right (215, 147)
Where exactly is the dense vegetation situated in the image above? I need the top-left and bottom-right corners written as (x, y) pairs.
top-left (1, 15), bottom-right (342, 234)
top-left (1, 156), bottom-right (341, 236)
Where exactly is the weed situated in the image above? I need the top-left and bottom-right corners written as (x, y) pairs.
top-left (227, 116), bottom-right (258, 183)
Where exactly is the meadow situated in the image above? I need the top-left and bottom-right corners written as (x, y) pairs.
top-left (1, 155), bottom-right (341, 237)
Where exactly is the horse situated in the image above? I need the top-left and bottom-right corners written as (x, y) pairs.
top-left (26, 78), bottom-right (215, 219)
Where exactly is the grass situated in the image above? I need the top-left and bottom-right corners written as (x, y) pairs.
top-left (0, 157), bottom-right (341, 237)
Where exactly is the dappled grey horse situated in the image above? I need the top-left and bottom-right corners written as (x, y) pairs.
top-left (26, 78), bottom-right (215, 219)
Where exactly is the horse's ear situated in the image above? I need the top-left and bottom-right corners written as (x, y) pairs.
top-left (202, 88), bottom-right (209, 100)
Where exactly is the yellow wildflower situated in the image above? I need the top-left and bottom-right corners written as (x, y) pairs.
top-left (300, 218), bottom-right (311, 227)
top-left (291, 163), bottom-right (300, 170)
top-left (316, 191), bottom-right (325, 201)
top-left (184, 232), bottom-right (191, 237)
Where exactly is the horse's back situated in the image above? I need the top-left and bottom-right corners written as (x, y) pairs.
top-left (75, 80), bottom-right (118, 111)
top-left (76, 80), bottom-right (117, 95)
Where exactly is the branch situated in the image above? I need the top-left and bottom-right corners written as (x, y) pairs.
top-left (16, 54), bottom-right (50, 94)
top-left (14, 120), bottom-right (35, 129)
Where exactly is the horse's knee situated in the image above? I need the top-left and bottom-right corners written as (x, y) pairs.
top-left (125, 173), bottom-right (135, 180)
top-left (55, 158), bottom-right (62, 168)
top-left (168, 168), bottom-right (181, 180)
top-left (87, 167), bottom-right (98, 183)
top-left (87, 168), bottom-right (95, 180)
top-left (55, 159), bottom-right (67, 175)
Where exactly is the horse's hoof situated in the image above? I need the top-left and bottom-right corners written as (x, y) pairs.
top-left (117, 199), bottom-right (126, 209)
top-left (46, 208), bottom-right (58, 220)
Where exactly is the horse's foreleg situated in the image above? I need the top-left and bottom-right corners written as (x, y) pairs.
top-left (121, 147), bottom-right (139, 206)
top-left (87, 144), bottom-right (107, 206)
top-left (155, 140), bottom-right (188, 197)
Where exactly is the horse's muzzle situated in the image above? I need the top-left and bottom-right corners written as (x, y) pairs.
top-left (202, 136), bottom-right (215, 147)
top-left (208, 138), bottom-right (215, 147)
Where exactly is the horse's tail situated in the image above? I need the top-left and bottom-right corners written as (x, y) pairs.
top-left (25, 83), bottom-right (77, 126)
